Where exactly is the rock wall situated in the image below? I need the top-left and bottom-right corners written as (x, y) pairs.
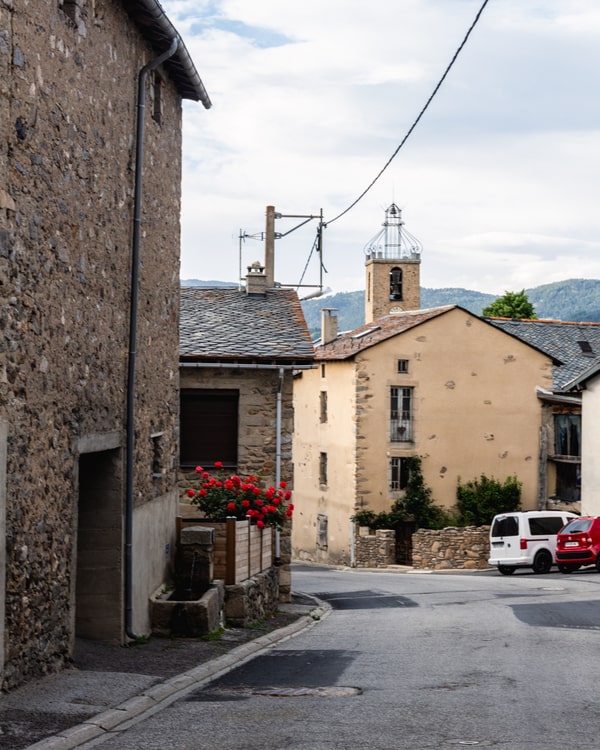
top-left (1, 0), bottom-right (184, 688)
top-left (353, 529), bottom-right (396, 568)
top-left (224, 567), bottom-right (280, 627)
top-left (412, 526), bottom-right (491, 570)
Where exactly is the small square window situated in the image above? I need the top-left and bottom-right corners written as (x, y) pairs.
top-left (397, 359), bottom-right (409, 374)
top-left (321, 363), bottom-right (326, 378)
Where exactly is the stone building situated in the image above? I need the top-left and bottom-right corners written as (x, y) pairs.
top-left (0, 0), bottom-right (209, 688)
top-left (179, 261), bottom-right (315, 600)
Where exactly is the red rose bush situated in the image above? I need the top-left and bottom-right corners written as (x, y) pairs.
top-left (186, 462), bottom-right (294, 529)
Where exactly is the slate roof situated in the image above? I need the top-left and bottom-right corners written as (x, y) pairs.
top-left (315, 306), bottom-right (457, 360)
top-left (124, 0), bottom-right (211, 105)
top-left (180, 287), bottom-right (315, 364)
top-left (487, 317), bottom-right (600, 390)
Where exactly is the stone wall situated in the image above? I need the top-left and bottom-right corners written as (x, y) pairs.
top-left (412, 526), bottom-right (491, 570)
top-left (1, 0), bottom-right (184, 688)
top-left (353, 528), bottom-right (396, 568)
top-left (224, 567), bottom-right (280, 627)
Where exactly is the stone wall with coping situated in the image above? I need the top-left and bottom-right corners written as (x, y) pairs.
top-left (412, 526), bottom-right (491, 570)
top-left (224, 567), bottom-right (280, 627)
top-left (353, 528), bottom-right (396, 568)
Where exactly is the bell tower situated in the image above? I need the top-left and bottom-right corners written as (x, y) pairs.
top-left (364, 204), bottom-right (422, 323)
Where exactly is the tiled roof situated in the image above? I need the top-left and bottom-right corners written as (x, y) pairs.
top-left (487, 317), bottom-right (600, 390)
top-left (315, 306), bottom-right (456, 360)
top-left (180, 287), bottom-right (315, 363)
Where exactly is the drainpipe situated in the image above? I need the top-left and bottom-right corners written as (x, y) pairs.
top-left (274, 367), bottom-right (284, 563)
top-left (126, 37), bottom-right (179, 640)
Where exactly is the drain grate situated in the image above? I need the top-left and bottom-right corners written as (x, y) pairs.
top-left (252, 686), bottom-right (362, 698)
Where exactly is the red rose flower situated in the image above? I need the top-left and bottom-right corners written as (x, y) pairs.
top-left (195, 466), bottom-right (204, 473)
top-left (214, 461), bottom-right (223, 468)
top-left (242, 499), bottom-right (250, 508)
top-left (257, 520), bottom-right (265, 529)
top-left (186, 489), bottom-right (195, 498)
top-left (227, 502), bottom-right (236, 511)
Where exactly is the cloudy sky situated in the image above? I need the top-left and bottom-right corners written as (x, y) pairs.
top-left (162, 0), bottom-right (600, 296)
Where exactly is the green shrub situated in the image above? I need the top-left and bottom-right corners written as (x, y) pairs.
top-left (456, 474), bottom-right (521, 526)
top-left (352, 456), bottom-right (454, 531)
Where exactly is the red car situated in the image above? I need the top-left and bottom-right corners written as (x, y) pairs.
top-left (555, 516), bottom-right (600, 573)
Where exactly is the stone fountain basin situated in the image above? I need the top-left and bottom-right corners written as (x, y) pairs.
top-left (150, 581), bottom-right (224, 637)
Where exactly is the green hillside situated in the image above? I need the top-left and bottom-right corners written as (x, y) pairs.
top-left (180, 278), bottom-right (600, 339)
top-left (299, 279), bottom-right (600, 339)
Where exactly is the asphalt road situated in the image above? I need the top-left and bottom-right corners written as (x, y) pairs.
top-left (80, 564), bottom-right (600, 749)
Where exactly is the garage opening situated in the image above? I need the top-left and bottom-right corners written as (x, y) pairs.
top-left (76, 449), bottom-right (123, 642)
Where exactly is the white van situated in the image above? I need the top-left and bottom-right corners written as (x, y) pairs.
top-left (488, 510), bottom-right (577, 575)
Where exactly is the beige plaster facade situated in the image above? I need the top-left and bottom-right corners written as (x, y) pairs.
top-left (293, 307), bottom-right (554, 565)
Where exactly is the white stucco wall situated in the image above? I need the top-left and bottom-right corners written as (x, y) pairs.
top-left (580, 377), bottom-right (600, 515)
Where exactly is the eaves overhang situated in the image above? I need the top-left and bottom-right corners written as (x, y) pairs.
top-left (124, 0), bottom-right (211, 106)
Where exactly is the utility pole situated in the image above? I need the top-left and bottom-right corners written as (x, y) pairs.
top-left (265, 205), bottom-right (276, 288)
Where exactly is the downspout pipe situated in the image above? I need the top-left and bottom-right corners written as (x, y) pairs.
top-left (126, 37), bottom-right (179, 640)
top-left (274, 367), bottom-right (284, 563)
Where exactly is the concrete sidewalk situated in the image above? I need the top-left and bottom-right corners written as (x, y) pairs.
top-left (0, 594), bottom-right (328, 750)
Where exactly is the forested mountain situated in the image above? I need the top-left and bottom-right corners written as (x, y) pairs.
top-left (299, 279), bottom-right (600, 338)
top-left (181, 278), bottom-right (600, 339)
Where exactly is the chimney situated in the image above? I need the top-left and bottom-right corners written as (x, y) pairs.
top-left (321, 308), bottom-right (338, 344)
top-left (246, 261), bottom-right (267, 296)
top-left (264, 205), bottom-right (276, 288)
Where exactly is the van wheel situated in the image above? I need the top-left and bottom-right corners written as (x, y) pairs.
top-left (532, 550), bottom-right (552, 574)
top-left (497, 565), bottom-right (515, 575)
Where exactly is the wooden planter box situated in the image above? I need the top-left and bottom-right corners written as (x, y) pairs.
top-left (177, 516), bottom-right (273, 585)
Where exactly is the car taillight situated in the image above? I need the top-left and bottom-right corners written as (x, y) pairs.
top-left (520, 538), bottom-right (528, 550)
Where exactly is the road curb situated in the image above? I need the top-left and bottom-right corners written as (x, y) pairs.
top-left (24, 597), bottom-right (331, 750)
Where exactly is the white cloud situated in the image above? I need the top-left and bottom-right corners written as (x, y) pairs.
top-left (163, 0), bottom-right (600, 297)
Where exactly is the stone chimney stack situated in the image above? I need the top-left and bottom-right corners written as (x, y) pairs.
top-left (321, 308), bottom-right (338, 344)
top-left (246, 261), bottom-right (267, 296)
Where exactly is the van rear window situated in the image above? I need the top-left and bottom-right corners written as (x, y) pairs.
top-left (491, 516), bottom-right (518, 537)
top-left (528, 517), bottom-right (567, 535)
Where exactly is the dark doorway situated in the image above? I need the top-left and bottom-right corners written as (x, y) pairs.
top-left (76, 449), bottom-right (123, 642)
top-left (395, 522), bottom-right (416, 565)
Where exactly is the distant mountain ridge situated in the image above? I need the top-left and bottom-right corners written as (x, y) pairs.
top-left (181, 278), bottom-right (600, 338)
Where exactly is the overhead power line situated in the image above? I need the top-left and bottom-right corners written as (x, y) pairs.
top-left (325, 0), bottom-right (491, 228)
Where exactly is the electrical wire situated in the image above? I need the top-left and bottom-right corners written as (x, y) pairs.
top-left (325, 0), bottom-right (491, 228)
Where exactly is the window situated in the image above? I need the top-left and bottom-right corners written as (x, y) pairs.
top-left (180, 389), bottom-right (238, 467)
top-left (389, 267), bottom-right (403, 301)
top-left (390, 457), bottom-right (410, 491)
top-left (317, 514), bottom-right (328, 549)
top-left (319, 452), bottom-right (328, 486)
top-left (390, 386), bottom-right (413, 442)
top-left (321, 364), bottom-right (326, 378)
top-left (59, 0), bottom-right (79, 24)
top-left (528, 517), bottom-right (568, 535)
top-left (320, 391), bottom-right (328, 423)
top-left (152, 71), bottom-right (164, 125)
top-left (151, 432), bottom-right (164, 478)
top-left (554, 414), bottom-right (581, 457)
top-left (397, 359), bottom-right (409, 374)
